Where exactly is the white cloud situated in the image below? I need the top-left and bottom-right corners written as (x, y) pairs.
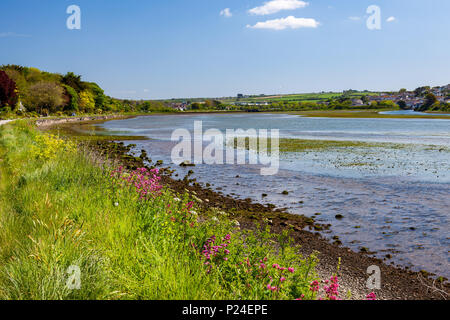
top-left (220, 8), bottom-right (232, 18)
top-left (348, 16), bottom-right (361, 21)
top-left (0, 32), bottom-right (30, 38)
top-left (386, 16), bottom-right (396, 22)
top-left (249, 0), bottom-right (308, 16)
top-left (247, 16), bottom-right (319, 30)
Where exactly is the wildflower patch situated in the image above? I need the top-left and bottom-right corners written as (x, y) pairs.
top-left (31, 133), bottom-right (76, 161)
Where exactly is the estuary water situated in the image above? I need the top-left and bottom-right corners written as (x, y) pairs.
top-left (99, 113), bottom-right (450, 278)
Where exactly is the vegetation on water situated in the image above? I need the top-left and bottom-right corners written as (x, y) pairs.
top-left (1, 121), bottom-right (378, 300)
top-left (233, 137), bottom-right (392, 154)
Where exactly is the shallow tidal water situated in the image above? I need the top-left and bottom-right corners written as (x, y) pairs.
top-left (99, 114), bottom-right (450, 278)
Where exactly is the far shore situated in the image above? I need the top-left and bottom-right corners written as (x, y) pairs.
top-left (3, 108), bottom-right (450, 124)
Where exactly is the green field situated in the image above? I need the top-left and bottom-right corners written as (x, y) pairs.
top-left (223, 92), bottom-right (379, 104)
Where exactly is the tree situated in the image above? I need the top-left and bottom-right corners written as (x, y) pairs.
top-left (414, 86), bottom-right (430, 97)
top-left (3, 69), bottom-right (27, 99)
top-left (418, 93), bottom-right (438, 111)
top-left (62, 72), bottom-right (84, 92)
top-left (397, 100), bottom-right (408, 110)
top-left (361, 95), bottom-right (369, 104)
top-left (204, 99), bottom-right (222, 109)
top-left (63, 85), bottom-right (79, 113)
top-left (190, 103), bottom-right (201, 110)
top-left (24, 82), bottom-right (65, 115)
top-left (85, 83), bottom-right (106, 109)
top-left (79, 90), bottom-right (95, 113)
top-left (0, 70), bottom-right (18, 108)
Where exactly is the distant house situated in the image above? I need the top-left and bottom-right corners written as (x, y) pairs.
top-left (368, 96), bottom-right (382, 102)
top-left (170, 102), bottom-right (188, 111)
top-left (351, 99), bottom-right (365, 106)
top-left (405, 100), bottom-right (423, 110)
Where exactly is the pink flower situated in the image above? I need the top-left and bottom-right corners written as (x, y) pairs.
top-left (310, 280), bottom-right (320, 292)
top-left (266, 285), bottom-right (277, 292)
top-left (366, 292), bottom-right (377, 300)
top-left (288, 267), bottom-right (295, 273)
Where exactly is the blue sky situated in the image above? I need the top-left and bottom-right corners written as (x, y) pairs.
top-left (0, 0), bottom-right (449, 99)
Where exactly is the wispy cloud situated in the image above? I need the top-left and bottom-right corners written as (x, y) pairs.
top-left (112, 90), bottom-right (137, 95)
top-left (0, 32), bottom-right (31, 38)
top-left (249, 0), bottom-right (308, 16)
top-left (247, 16), bottom-right (319, 30)
top-left (348, 16), bottom-right (361, 21)
top-left (220, 8), bottom-right (232, 18)
top-left (386, 16), bottom-right (396, 23)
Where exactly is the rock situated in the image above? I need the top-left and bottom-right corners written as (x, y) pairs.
top-left (180, 161), bottom-right (195, 167)
top-left (313, 225), bottom-right (323, 231)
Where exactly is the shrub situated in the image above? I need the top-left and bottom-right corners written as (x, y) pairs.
top-left (24, 81), bottom-right (65, 115)
top-left (79, 90), bottom-right (96, 113)
top-left (63, 84), bottom-right (79, 113)
top-left (0, 70), bottom-right (18, 108)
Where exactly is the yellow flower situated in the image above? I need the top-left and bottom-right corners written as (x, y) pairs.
top-left (31, 133), bottom-right (76, 161)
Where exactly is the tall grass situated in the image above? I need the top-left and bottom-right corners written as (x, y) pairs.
top-left (0, 122), bottom-right (319, 300)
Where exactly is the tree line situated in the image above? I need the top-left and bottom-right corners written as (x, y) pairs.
top-left (0, 65), bottom-right (173, 117)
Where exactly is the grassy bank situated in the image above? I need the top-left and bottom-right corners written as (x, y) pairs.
top-left (0, 121), bottom-right (330, 300)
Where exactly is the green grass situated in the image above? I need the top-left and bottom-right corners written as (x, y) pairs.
top-left (0, 121), bottom-right (319, 300)
top-left (224, 92), bottom-right (379, 104)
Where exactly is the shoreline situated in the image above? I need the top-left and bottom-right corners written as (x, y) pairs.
top-left (39, 116), bottom-right (449, 300)
top-left (4, 107), bottom-right (450, 125)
